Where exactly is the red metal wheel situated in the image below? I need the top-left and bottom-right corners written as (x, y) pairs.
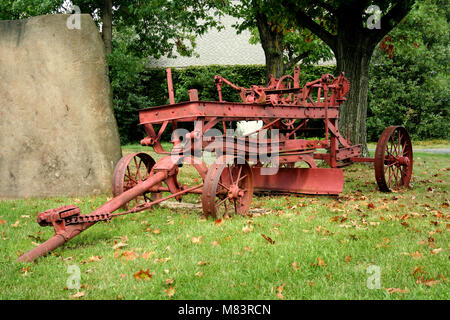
top-left (375, 126), bottom-right (413, 192)
top-left (202, 156), bottom-right (254, 219)
top-left (112, 152), bottom-right (161, 209)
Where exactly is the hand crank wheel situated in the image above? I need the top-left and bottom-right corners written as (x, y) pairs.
top-left (112, 152), bottom-right (162, 209)
top-left (202, 155), bottom-right (254, 219)
top-left (374, 126), bottom-right (413, 192)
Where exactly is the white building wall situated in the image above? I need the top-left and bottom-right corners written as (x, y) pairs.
top-left (147, 14), bottom-right (266, 68)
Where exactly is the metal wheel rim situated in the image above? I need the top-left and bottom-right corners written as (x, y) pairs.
top-left (112, 152), bottom-right (161, 209)
top-left (375, 126), bottom-right (413, 192)
top-left (202, 156), bottom-right (254, 219)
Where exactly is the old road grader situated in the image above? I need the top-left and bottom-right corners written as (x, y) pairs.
top-left (17, 67), bottom-right (413, 262)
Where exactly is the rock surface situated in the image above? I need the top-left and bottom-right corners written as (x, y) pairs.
top-left (0, 14), bottom-right (122, 198)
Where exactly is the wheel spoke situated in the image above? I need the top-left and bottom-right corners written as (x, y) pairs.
top-left (384, 162), bottom-right (395, 173)
top-left (133, 157), bottom-right (140, 181)
top-left (236, 174), bottom-right (248, 184)
top-left (215, 197), bottom-right (228, 208)
top-left (391, 135), bottom-right (398, 156)
top-left (136, 158), bottom-right (143, 181)
top-left (388, 166), bottom-right (393, 187)
top-left (218, 181), bottom-right (230, 191)
top-left (236, 166), bottom-right (243, 186)
top-left (393, 167), bottom-right (399, 187)
top-left (228, 164), bottom-right (234, 185)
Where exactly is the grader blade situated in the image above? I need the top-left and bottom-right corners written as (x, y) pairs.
top-left (251, 167), bottom-right (344, 195)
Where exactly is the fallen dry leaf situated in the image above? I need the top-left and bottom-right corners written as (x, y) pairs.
top-left (430, 248), bottom-right (442, 255)
top-left (142, 250), bottom-right (155, 260)
top-left (292, 261), bottom-right (300, 271)
top-left (88, 255), bottom-right (102, 262)
top-left (417, 276), bottom-right (440, 287)
top-left (195, 271), bottom-right (204, 278)
top-left (261, 234), bottom-right (275, 244)
top-left (152, 229), bottom-right (161, 234)
top-left (112, 242), bottom-right (128, 250)
top-left (154, 257), bottom-right (171, 263)
top-left (330, 216), bottom-right (340, 222)
top-left (133, 269), bottom-right (154, 281)
top-left (317, 257), bottom-right (326, 267)
top-left (11, 220), bottom-right (20, 228)
top-left (21, 266), bottom-right (30, 275)
top-left (191, 236), bottom-right (203, 244)
top-left (344, 256), bottom-right (352, 262)
top-left (197, 260), bottom-right (208, 266)
top-left (71, 291), bottom-right (85, 299)
top-left (165, 285), bottom-right (176, 299)
top-left (276, 284), bottom-right (285, 300)
top-left (119, 250), bottom-right (138, 261)
top-left (386, 288), bottom-right (409, 294)
top-left (412, 266), bottom-right (426, 276)
top-left (0, 220), bottom-right (6, 225)
top-left (307, 280), bottom-right (315, 287)
top-left (401, 251), bottom-right (423, 259)
top-left (242, 225), bottom-right (253, 233)
top-left (165, 278), bottom-right (174, 285)
top-left (311, 257), bottom-right (326, 267)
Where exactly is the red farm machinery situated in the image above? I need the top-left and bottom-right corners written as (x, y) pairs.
top-left (17, 67), bottom-right (413, 262)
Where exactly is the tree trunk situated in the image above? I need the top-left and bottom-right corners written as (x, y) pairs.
top-left (254, 8), bottom-right (284, 83)
top-left (101, 0), bottom-right (113, 55)
top-left (334, 19), bottom-right (374, 157)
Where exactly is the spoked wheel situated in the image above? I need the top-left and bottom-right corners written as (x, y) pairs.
top-left (375, 126), bottom-right (413, 192)
top-left (202, 156), bottom-right (254, 219)
top-left (112, 152), bottom-right (162, 209)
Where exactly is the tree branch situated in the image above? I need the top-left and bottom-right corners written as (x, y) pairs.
top-left (368, 0), bottom-right (415, 45)
top-left (284, 50), bottom-right (312, 71)
top-left (282, 1), bottom-right (337, 51)
top-left (315, 1), bottom-right (337, 14)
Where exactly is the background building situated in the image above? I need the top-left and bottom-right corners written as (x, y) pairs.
top-left (147, 14), bottom-right (266, 67)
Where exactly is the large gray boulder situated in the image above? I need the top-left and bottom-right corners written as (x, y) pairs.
top-left (0, 14), bottom-right (122, 198)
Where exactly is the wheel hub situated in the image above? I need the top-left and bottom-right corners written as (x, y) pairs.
top-left (228, 185), bottom-right (241, 199)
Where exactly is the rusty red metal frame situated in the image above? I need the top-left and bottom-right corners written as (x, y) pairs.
top-left (17, 67), bottom-right (413, 262)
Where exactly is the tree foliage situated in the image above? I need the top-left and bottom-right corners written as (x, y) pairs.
top-left (223, 0), bottom-right (333, 80)
top-left (271, 0), bottom-right (415, 155)
top-left (71, 0), bottom-right (224, 59)
top-left (368, 0), bottom-right (450, 141)
top-left (0, 0), bottom-right (61, 19)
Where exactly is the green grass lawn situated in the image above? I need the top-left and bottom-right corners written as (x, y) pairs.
top-left (0, 144), bottom-right (448, 300)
